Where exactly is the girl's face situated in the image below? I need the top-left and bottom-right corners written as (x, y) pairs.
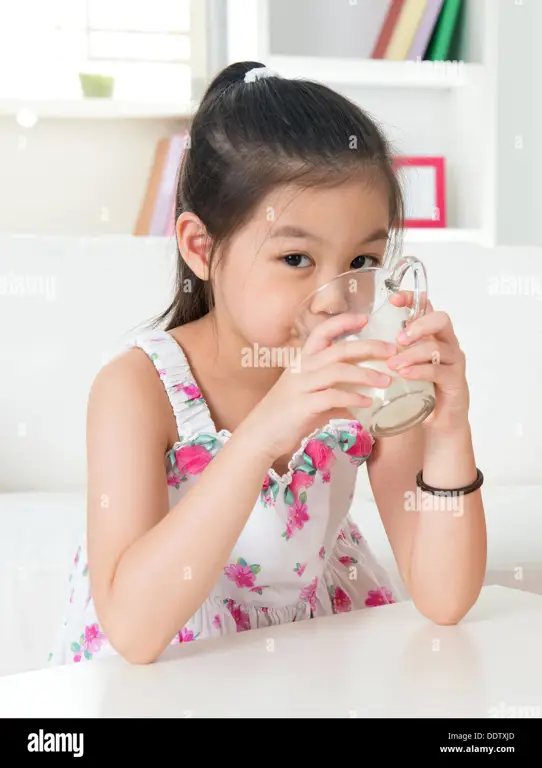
top-left (213, 178), bottom-right (391, 350)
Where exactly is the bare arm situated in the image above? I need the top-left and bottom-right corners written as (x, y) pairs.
top-left (87, 350), bottom-right (272, 665)
top-left (367, 420), bottom-right (486, 624)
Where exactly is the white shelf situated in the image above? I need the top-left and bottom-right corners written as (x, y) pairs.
top-left (0, 99), bottom-right (194, 120)
top-left (267, 57), bottom-right (478, 89)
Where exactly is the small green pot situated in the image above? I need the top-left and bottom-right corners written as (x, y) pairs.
top-left (79, 73), bottom-right (115, 98)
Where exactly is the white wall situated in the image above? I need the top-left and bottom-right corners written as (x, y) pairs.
top-left (1, 234), bottom-right (542, 493)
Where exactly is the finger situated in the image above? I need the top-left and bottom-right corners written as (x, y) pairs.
top-left (397, 310), bottom-right (455, 346)
top-left (304, 338), bottom-right (399, 372)
top-left (310, 388), bottom-right (374, 416)
top-left (386, 340), bottom-right (454, 370)
top-left (304, 362), bottom-right (392, 392)
top-left (302, 313), bottom-right (369, 356)
top-left (397, 362), bottom-right (454, 382)
top-left (388, 289), bottom-right (414, 308)
top-left (388, 290), bottom-right (433, 314)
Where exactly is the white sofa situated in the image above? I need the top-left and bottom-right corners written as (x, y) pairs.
top-left (1, 235), bottom-right (541, 678)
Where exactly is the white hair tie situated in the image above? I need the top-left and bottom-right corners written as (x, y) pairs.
top-left (244, 66), bottom-right (281, 84)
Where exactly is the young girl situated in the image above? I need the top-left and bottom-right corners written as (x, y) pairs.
top-left (49, 61), bottom-right (486, 666)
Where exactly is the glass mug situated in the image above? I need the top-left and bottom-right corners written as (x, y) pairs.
top-left (294, 256), bottom-right (436, 437)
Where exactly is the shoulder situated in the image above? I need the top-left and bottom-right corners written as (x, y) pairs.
top-left (87, 344), bottom-right (176, 454)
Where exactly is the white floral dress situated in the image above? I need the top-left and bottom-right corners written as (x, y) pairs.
top-left (48, 329), bottom-right (404, 665)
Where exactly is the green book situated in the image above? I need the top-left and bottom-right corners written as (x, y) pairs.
top-left (426, 0), bottom-right (462, 61)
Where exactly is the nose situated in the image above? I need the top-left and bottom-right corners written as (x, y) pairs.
top-left (309, 280), bottom-right (349, 317)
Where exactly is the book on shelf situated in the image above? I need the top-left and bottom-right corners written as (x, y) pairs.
top-left (425, 0), bottom-right (463, 61)
top-left (385, 0), bottom-right (429, 60)
top-left (134, 130), bottom-right (189, 236)
top-left (407, 0), bottom-right (445, 60)
top-left (371, 0), bottom-right (406, 58)
top-left (371, 0), bottom-right (461, 61)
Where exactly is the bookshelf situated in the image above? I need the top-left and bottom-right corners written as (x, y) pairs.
top-left (1, 0), bottom-right (541, 247)
top-left (223, 0), bottom-right (539, 249)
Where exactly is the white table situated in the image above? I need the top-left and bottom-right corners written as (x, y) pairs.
top-left (1, 586), bottom-right (541, 718)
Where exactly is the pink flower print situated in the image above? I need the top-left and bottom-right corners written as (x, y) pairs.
top-left (212, 614), bottom-right (222, 630)
top-left (84, 623), bottom-right (107, 654)
top-left (338, 556), bottom-right (358, 566)
top-left (288, 470), bottom-right (315, 499)
top-left (224, 599), bottom-right (251, 632)
top-left (71, 623), bottom-right (107, 661)
top-left (175, 627), bottom-right (200, 643)
top-left (337, 528), bottom-right (347, 541)
top-left (283, 500), bottom-right (310, 540)
top-left (350, 522), bottom-right (363, 544)
top-left (321, 469), bottom-right (331, 483)
top-left (365, 587), bottom-right (395, 607)
top-left (289, 501), bottom-right (309, 531)
top-left (331, 586), bottom-right (352, 613)
top-left (304, 439), bottom-right (336, 472)
top-left (181, 383), bottom-right (201, 400)
top-left (261, 607), bottom-right (269, 614)
top-left (73, 547), bottom-right (80, 566)
top-left (158, 368), bottom-right (167, 379)
top-left (319, 546), bottom-right (326, 560)
top-left (345, 422), bottom-right (373, 462)
top-left (300, 576), bottom-right (318, 614)
top-left (260, 473), bottom-right (279, 508)
top-left (175, 444), bottom-right (212, 476)
top-left (224, 557), bottom-right (261, 588)
top-left (284, 520), bottom-right (294, 540)
top-left (294, 562), bottom-right (307, 577)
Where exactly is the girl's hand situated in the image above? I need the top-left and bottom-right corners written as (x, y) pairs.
top-left (244, 313), bottom-right (398, 462)
top-left (386, 292), bottom-right (470, 433)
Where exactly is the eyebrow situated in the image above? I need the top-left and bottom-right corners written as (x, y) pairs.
top-left (268, 225), bottom-right (389, 244)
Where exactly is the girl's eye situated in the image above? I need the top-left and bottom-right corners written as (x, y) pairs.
top-left (282, 253), bottom-right (312, 268)
top-left (351, 255), bottom-right (380, 270)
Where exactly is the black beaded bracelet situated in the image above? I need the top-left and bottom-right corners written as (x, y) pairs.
top-left (416, 468), bottom-right (484, 497)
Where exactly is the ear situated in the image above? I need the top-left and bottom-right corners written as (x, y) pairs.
top-left (175, 212), bottom-right (212, 280)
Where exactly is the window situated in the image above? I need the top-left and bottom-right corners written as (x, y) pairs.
top-left (0, 0), bottom-right (198, 102)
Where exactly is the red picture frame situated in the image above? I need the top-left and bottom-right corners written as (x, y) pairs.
top-left (392, 156), bottom-right (446, 228)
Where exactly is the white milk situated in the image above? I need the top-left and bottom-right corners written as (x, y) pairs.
top-left (339, 299), bottom-right (435, 436)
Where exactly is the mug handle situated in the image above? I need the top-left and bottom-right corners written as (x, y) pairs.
top-left (385, 256), bottom-right (428, 327)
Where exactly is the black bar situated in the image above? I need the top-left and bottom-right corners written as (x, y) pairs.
top-left (2, 717), bottom-right (540, 761)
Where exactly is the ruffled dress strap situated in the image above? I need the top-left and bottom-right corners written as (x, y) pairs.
top-left (128, 328), bottom-right (215, 441)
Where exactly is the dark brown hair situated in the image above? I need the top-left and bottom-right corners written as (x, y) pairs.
top-left (151, 60), bottom-right (404, 331)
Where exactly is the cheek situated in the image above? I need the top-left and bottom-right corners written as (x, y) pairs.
top-left (245, 288), bottom-right (299, 344)
top-left (224, 272), bottom-right (301, 343)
